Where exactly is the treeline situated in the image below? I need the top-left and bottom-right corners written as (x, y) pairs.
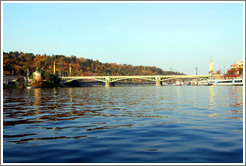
top-left (3, 51), bottom-right (184, 76)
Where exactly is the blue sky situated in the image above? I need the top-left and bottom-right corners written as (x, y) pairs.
top-left (3, 2), bottom-right (244, 75)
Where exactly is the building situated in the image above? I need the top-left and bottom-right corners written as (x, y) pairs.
top-left (230, 60), bottom-right (243, 75)
top-left (33, 71), bottom-right (42, 82)
top-left (3, 75), bottom-right (19, 85)
top-left (231, 60), bottom-right (243, 69)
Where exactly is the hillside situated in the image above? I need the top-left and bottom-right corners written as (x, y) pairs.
top-left (3, 51), bottom-right (184, 76)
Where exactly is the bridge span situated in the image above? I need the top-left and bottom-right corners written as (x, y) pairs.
top-left (61, 75), bottom-right (215, 87)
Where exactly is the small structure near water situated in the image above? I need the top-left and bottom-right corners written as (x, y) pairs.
top-left (33, 71), bottom-right (42, 82)
top-left (32, 70), bottom-right (42, 87)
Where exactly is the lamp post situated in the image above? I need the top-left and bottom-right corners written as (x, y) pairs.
top-left (53, 61), bottom-right (56, 75)
top-left (69, 63), bottom-right (72, 76)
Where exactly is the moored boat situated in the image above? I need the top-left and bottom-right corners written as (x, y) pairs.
top-left (214, 79), bottom-right (234, 86)
top-left (198, 80), bottom-right (211, 86)
top-left (175, 81), bottom-right (182, 86)
top-left (213, 78), bottom-right (243, 86)
top-left (25, 84), bottom-right (32, 89)
top-left (233, 78), bottom-right (243, 86)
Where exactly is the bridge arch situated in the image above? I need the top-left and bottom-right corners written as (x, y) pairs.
top-left (62, 77), bottom-right (107, 84)
top-left (110, 77), bottom-right (156, 83)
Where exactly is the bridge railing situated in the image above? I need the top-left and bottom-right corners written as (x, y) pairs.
top-left (61, 74), bottom-right (217, 87)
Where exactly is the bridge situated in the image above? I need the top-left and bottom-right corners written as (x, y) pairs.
top-left (61, 75), bottom-right (215, 87)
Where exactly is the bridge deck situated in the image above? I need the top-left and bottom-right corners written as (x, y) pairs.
top-left (61, 75), bottom-right (218, 87)
top-left (61, 75), bottom-right (213, 82)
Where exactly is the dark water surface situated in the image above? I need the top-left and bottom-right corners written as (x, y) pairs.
top-left (3, 86), bottom-right (243, 163)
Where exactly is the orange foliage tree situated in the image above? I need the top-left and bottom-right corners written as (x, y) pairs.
top-left (3, 51), bottom-right (184, 77)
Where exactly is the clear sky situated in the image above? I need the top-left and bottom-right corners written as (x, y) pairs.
top-left (2, 2), bottom-right (244, 75)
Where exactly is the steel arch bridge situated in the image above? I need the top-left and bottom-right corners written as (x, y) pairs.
top-left (61, 75), bottom-right (214, 87)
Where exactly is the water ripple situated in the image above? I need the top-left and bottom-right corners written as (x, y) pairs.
top-left (3, 86), bottom-right (243, 163)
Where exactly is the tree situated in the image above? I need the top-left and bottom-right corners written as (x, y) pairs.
top-left (3, 51), bottom-right (184, 78)
top-left (215, 70), bottom-right (221, 75)
top-left (226, 68), bottom-right (237, 75)
top-left (236, 66), bottom-right (243, 75)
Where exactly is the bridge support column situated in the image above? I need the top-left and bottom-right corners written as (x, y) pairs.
top-left (156, 80), bottom-right (162, 87)
top-left (155, 76), bottom-right (162, 87)
top-left (105, 81), bottom-right (110, 87)
top-left (105, 81), bottom-right (115, 87)
top-left (105, 76), bottom-right (111, 87)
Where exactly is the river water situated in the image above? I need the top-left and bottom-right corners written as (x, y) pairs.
top-left (3, 86), bottom-right (244, 163)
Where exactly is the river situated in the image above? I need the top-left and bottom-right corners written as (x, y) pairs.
top-left (3, 86), bottom-right (244, 163)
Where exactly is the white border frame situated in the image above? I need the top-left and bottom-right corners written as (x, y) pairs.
top-left (1, 1), bottom-right (245, 165)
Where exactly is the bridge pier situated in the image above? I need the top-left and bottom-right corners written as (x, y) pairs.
top-left (105, 81), bottom-right (115, 87)
top-left (105, 81), bottom-right (110, 87)
top-left (155, 80), bottom-right (162, 87)
top-left (155, 76), bottom-right (162, 87)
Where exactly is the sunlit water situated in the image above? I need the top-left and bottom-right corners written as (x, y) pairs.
top-left (3, 86), bottom-right (244, 163)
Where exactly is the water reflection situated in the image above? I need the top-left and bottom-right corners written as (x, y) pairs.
top-left (227, 87), bottom-right (243, 121)
top-left (3, 87), bottom-right (244, 126)
top-left (69, 88), bottom-right (73, 103)
top-left (8, 135), bottom-right (91, 144)
top-left (33, 88), bottom-right (42, 114)
top-left (209, 86), bottom-right (215, 110)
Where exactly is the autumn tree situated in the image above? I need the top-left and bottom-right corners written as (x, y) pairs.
top-left (3, 51), bottom-right (185, 77)
top-left (236, 66), bottom-right (243, 75)
top-left (226, 68), bottom-right (237, 75)
top-left (215, 70), bottom-right (221, 75)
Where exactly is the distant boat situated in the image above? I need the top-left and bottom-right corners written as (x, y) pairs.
top-left (198, 80), bottom-right (210, 86)
top-left (176, 81), bottom-right (182, 86)
top-left (213, 78), bottom-right (243, 86)
top-left (214, 79), bottom-right (233, 86)
top-left (26, 84), bottom-right (32, 89)
top-left (233, 78), bottom-right (243, 86)
top-left (162, 82), bottom-right (168, 86)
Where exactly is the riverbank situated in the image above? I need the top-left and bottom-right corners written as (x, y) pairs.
top-left (3, 84), bottom-right (19, 89)
top-left (3, 81), bottom-right (61, 89)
